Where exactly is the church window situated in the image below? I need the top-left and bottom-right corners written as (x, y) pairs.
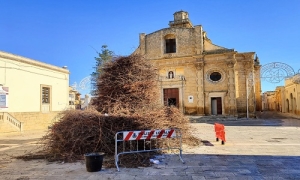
top-left (165, 39), bottom-right (176, 53)
top-left (206, 69), bottom-right (225, 84)
top-left (210, 72), bottom-right (222, 82)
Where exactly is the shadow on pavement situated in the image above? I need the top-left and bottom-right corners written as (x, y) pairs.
top-left (201, 140), bottom-right (214, 146)
top-left (0, 138), bottom-right (41, 145)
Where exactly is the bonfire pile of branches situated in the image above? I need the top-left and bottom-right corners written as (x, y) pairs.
top-left (92, 55), bottom-right (159, 115)
top-left (40, 106), bottom-right (198, 167)
top-left (19, 55), bottom-right (200, 167)
top-left (42, 109), bottom-right (145, 163)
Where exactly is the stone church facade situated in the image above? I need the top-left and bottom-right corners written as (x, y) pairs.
top-left (134, 11), bottom-right (262, 117)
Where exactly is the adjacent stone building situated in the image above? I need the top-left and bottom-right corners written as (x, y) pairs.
top-left (262, 91), bottom-right (276, 111)
top-left (284, 75), bottom-right (300, 115)
top-left (274, 86), bottom-right (285, 112)
top-left (262, 74), bottom-right (300, 116)
top-left (133, 11), bottom-right (262, 117)
top-left (69, 86), bottom-right (82, 110)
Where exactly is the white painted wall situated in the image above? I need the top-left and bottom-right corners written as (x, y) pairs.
top-left (0, 51), bottom-right (69, 112)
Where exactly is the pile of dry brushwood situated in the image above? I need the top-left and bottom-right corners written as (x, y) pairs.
top-left (92, 55), bottom-right (159, 115)
top-left (19, 55), bottom-right (200, 168)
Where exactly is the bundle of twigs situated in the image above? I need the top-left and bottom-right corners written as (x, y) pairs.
top-left (41, 109), bottom-right (148, 163)
top-left (92, 55), bottom-right (159, 115)
top-left (42, 106), bottom-right (198, 155)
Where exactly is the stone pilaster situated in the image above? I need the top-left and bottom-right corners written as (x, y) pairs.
top-left (226, 59), bottom-right (237, 116)
top-left (244, 61), bottom-right (255, 117)
top-left (195, 59), bottom-right (204, 114)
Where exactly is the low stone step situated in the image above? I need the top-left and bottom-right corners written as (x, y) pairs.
top-left (188, 116), bottom-right (237, 123)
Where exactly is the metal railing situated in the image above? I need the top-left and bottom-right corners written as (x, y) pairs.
top-left (115, 128), bottom-right (184, 171)
top-left (2, 112), bottom-right (23, 131)
top-left (159, 75), bottom-right (185, 81)
top-left (169, 18), bottom-right (191, 26)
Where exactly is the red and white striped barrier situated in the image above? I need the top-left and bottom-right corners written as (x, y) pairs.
top-left (123, 129), bottom-right (176, 141)
top-left (115, 128), bottom-right (184, 171)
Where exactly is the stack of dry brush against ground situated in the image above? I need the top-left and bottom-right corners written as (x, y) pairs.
top-left (18, 55), bottom-right (201, 168)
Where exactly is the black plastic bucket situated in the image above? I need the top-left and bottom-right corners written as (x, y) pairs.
top-left (84, 152), bottom-right (105, 172)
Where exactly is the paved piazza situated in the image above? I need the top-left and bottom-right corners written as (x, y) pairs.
top-left (1, 111), bottom-right (300, 180)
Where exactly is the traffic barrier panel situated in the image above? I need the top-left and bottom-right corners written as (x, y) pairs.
top-left (115, 129), bottom-right (184, 171)
top-left (214, 123), bottom-right (226, 145)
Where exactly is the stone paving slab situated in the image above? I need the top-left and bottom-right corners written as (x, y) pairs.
top-left (1, 115), bottom-right (300, 179)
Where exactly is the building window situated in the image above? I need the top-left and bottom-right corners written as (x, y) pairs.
top-left (210, 72), bottom-right (222, 82)
top-left (168, 71), bottom-right (174, 79)
top-left (206, 69), bottom-right (225, 83)
top-left (166, 39), bottom-right (176, 53)
top-left (69, 94), bottom-right (75, 101)
top-left (42, 87), bottom-right (50, 104)
top-left (40, 85), bottom-right (52, 113)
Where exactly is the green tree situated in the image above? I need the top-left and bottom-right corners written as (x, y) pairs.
top-left (91, 45), bottom-right (114, 95)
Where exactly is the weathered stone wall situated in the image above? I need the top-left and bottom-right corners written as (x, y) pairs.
top-left (149, 50), bottom-right (259, 117)
top-left (231, 53), bottom-right (258, 117)
top-left (144, 27), bottom-right (202, 60)
top-left (9, 111), bottom-right (60, 131)
top-left (183, 63), bottom-right (198, 115)
top-left (284, 78), bottom-right (300, 115)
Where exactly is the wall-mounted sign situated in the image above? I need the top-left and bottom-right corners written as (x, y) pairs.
top-left (0, 86), bottom-right (9, 108)
top-left (188, 95), bottom-right (193, 103)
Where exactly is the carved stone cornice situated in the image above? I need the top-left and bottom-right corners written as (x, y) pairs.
top-left (254, 64), bottom-right (261, 70)
top-left (194, 61), bottom-right (204, 70)
top-left (226, 59), bottom-right (236, 68)
top-left (242, 53), bottom-right (254, 60)
top-left (196, 57), bottom-right (204, 62)
top-left (194, 57), bottom-right (204, 70)
top-left (243, 61), bottom-right (252, 69)
top-left (227, 52), bottom-right (236, 59)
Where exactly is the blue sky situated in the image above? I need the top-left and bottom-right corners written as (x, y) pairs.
top-left (1, 0), bottom-right (299, 96)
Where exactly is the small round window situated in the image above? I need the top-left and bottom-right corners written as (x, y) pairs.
top-left (210, 72), bottom-right (222, 82)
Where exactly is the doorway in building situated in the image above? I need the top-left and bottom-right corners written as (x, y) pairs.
top-left (211, 97), bottom-right (222, 115)
top-left (163, 88), bottom-right (179, 108)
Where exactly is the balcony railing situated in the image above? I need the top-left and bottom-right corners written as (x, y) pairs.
top-left (159, 75), bottom-right (185, 81)
top-left (169, 18), bottom-right (191, 26)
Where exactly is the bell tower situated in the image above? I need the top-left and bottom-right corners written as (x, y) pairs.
top-left (169, 11), bottom-right (193, 28)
